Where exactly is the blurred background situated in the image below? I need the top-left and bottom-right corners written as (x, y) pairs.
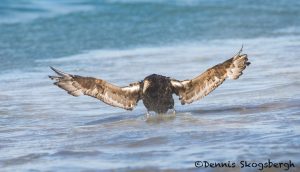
top-left (0, 0), bottom-right (299, 171)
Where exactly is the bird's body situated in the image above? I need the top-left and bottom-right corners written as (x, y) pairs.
top-left (49, 48), bottom-right (250, 114)
top-left (142, 74), bottom-right (174, 113)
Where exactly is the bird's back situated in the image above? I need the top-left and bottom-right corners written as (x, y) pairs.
top-left (142, 74), bottom-right (175, 113)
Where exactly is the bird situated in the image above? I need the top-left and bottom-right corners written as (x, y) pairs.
top-left (49, 48), bottom-right (250, 114)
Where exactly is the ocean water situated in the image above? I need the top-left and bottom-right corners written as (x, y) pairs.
top-left (0, 0), bottom-right (300, 171)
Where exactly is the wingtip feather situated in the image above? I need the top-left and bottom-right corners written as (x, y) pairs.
top-left (227, 53), bottom-right (250, 80)
top-left (49, 66), bottom-right (68, 76)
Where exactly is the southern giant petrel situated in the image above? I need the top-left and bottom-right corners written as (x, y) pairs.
top-left (49, 48), bottom-right (250, 114)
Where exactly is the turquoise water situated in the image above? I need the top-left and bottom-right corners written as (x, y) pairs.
top-left (1, 0), bottom-right (300, 72)
top-left (0, 1), bottom-right (300, 171)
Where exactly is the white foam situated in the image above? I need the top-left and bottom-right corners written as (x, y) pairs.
top-left (37, 35), bottom-right (300, 65)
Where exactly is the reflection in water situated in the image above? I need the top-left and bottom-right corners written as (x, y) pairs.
top-left (145, 113), bottom-right (177, 123)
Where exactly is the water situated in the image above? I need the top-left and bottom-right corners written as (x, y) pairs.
top-left (0, 0), bottom-right (300, 171)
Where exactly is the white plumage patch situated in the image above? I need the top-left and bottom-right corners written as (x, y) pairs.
top-left (122, 84), bottom-right (140, 92)
top-left (142, 80), bottom-right (150, 93)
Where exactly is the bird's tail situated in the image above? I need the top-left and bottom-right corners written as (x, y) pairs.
top-left (227, 47), bottom-right (251, 80)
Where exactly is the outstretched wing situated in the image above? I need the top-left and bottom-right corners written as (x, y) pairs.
top-left (49, 67), bottom-right (141, 110)
top-left (171, 48), bottom-right (250, 105)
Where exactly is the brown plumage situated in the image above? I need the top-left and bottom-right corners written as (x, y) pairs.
top-left (49, 48), bottom-right (250, 114)
top-left (49, 67), bottom-right (141, 110)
